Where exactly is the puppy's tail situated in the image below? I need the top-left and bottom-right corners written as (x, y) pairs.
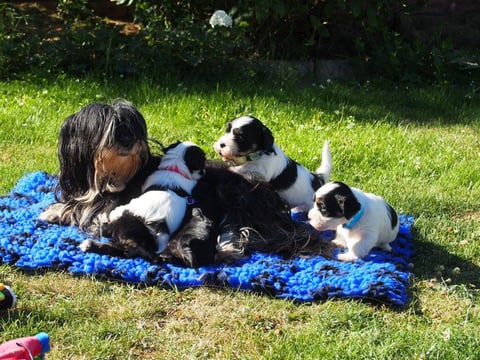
top-left (316, 141), bottom-right (332, 182)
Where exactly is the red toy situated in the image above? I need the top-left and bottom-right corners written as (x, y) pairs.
top-left (0, 332), bottom-right (50, 360)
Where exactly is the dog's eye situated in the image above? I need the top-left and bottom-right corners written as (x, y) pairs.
top-left (232, 128), bottom-right (242, 138)
top-left (117, 134), bottom-right (135, 149)
top-left (226, 122), bottom-right (232, 132)
top-left (316, 201), bottom-right (326, 212)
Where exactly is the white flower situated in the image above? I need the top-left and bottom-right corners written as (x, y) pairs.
top-left (209, 10), bottom-right (233, 28)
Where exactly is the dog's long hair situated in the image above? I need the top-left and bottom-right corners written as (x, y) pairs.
top-left (208, 162), bottom-right (333, 261)
top-left (40, 100), bottom-right (160, 233)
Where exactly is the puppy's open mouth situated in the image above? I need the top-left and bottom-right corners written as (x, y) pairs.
top-left (217, 151), bottom-right (233, 162)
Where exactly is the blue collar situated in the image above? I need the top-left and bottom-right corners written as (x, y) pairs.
top-left (246, 150), bottom-right (266, 161)
top-left (343, 205), bottom-right (364, 229)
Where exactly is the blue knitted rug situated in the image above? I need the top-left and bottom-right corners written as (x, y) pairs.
top-left (0, 172), bottom-right (414, 306)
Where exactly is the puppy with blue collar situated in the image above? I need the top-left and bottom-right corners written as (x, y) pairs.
top-left (307, 181), bottom-right (399, 261)
top-left (213, 115), bottom-right (332, 212)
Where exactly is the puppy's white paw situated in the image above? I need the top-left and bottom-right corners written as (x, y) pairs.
top-left (332, 238), bottom-right (347, 248)
top-left (380, 243), bottom-right (392, 252)
top-left (97, 212), bottom-right (110, 226)
top-left (337, 252), bottom-right (359, 262)
top-left (79, 240), bottom-right (92, 252)
top-left (38, 203), bottom-right (64, 223)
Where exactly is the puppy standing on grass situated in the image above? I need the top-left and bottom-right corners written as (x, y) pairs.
top-left (308, 181), bottom-right (399, 261)
top-left (213, 115), bottom-right (332, 212)
top-left (80, 141), bottom-right (206, 261)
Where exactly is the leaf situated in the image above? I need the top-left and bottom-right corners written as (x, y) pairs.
top-left (351, 0), bottom-right (362, 17)
top-left (309, 15), bottom-right (322, 31)
top-left (366, 6), bottom-right (378, 27)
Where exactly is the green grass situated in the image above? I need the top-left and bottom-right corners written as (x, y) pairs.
top-left (1, 76), bottom-right (479, 359)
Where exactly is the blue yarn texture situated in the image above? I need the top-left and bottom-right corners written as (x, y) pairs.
top-left (0, 172), bottom-right (414, 305)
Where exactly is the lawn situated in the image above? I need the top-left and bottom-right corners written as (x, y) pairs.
top-left (0, 76), bottom-right (479, 359)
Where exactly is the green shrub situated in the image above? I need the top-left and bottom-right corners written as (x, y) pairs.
top-left (0, 0), bottom-right (476, 83)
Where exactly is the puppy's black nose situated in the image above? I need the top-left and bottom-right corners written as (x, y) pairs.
top-left (219, 142), bottom-right (225, 148)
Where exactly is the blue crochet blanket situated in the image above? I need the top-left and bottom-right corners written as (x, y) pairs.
top-left (0, 172), bottom-right (414, 306)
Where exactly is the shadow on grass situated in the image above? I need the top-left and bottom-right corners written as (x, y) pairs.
top-left (15, 73), bottom-right (480, 128)
top-left (410, 225), bottom-right (479, 296)
top-left (120, 77), bottom-right (480, 127)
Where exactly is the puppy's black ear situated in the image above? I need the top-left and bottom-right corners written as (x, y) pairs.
top-left (261, 125), bottom-right (274, 151)
top-left (335, 194), bottom-right (361, 219)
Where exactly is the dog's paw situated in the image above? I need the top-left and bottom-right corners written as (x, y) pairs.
top-left (38, 203), bottom-right (63, 223)
top-left (332, 238), bottom-right (347, 248)
top-left (337, 252), bottom-right (359, 262)
top-left (216, 231), bottom-right (245, 262)
top-left (380, 243), bottom-right (393, 252)
top-left (79, 240), bottom-right (92, 252)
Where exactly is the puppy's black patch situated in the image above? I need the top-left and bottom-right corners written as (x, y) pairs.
top-left (184, 145), bottom-right (207, 174)
top-left (165, 207), bottom-right (217, 268)
top-left (311, 174), bottom-right (326, 191)
top-left (269, 158), bottom-right (298, 191)
top-left (316, 182), bottom-right (361, 219)
top-left (230, 117), bottom-right (274, 153)
top-left (386, 203), bottom-right (398, 229)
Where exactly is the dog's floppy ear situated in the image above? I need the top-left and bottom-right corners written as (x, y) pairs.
top-left (261, 125), bottom-right (274, 151)
top-left (335, 193), bottom-right (360, 219)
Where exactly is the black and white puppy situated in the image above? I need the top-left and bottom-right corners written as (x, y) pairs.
top-left (80, 141), bottom-right (206, 261)
top-left (307, 181), bottom-right (399, 261)
top-left (213, 115), bottom-right (332, 212)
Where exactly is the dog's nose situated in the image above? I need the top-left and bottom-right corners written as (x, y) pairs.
top-left (219, 142), bottom-right (226, 148)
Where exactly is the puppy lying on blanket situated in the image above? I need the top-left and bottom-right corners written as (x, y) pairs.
top-left (213, 115), bottom-right (332, 212)
top-left (80, 141), bottom-right (206, 262)
top-left (308, 181), bottom-right (399, 261)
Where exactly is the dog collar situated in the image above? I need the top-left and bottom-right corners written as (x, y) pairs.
top-left (163, 165), bottom-right (191, 180)
top-left (343, 205), bottom-right (364, 230)
top-left (245, 151), bottom-right (265, 161)
top-left (245, 148), bottom-right (276, 162)
top-left (143, 184), bottom-right (190, 198)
